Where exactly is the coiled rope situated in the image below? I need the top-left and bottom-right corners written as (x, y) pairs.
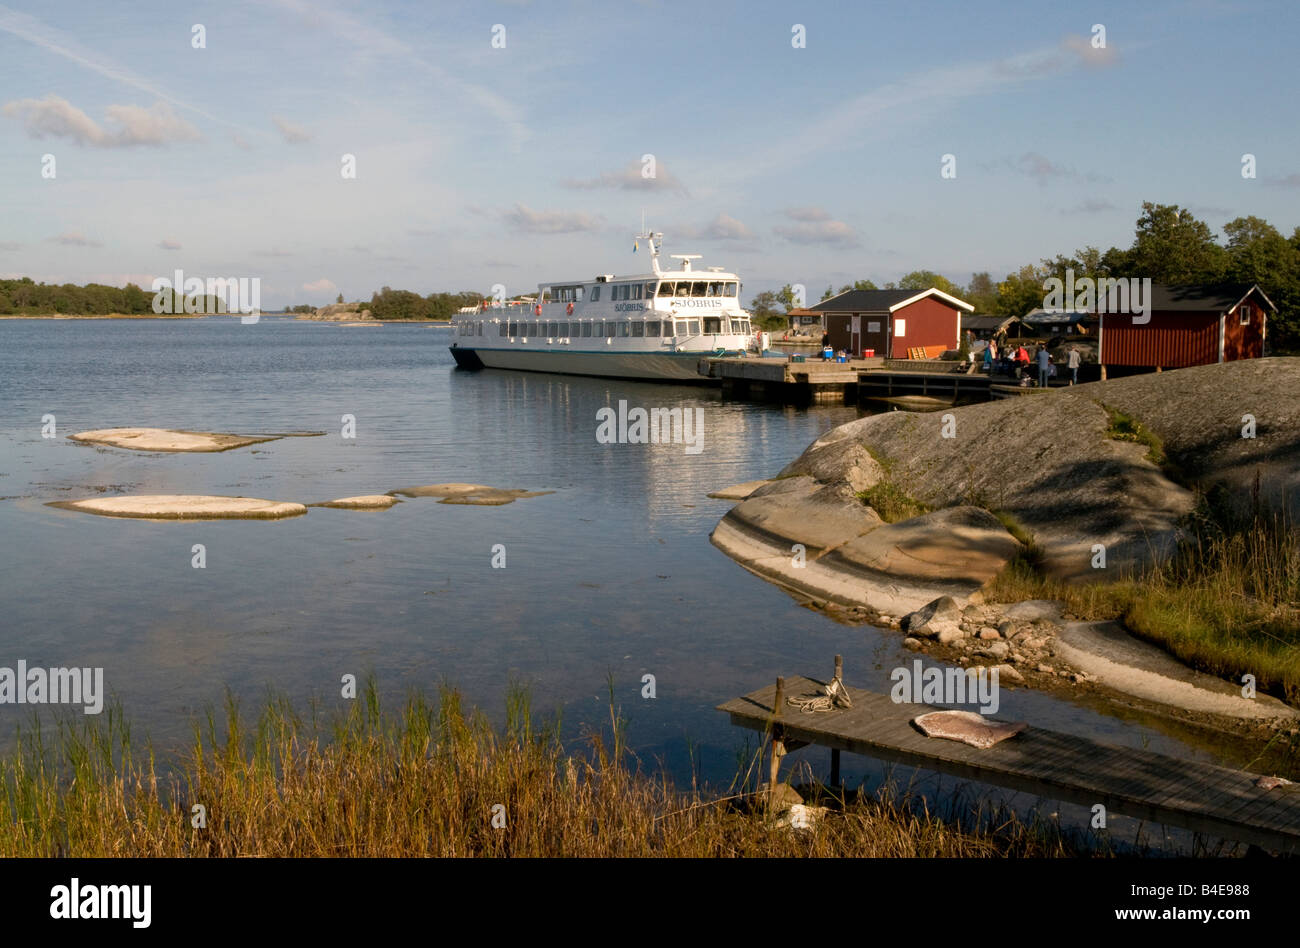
top-left (786, 676), bottom-right (853, 713)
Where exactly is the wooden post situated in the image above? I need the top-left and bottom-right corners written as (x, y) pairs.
top-left (769, 676), bottom-right (785, 800)
top-left (831, 656), bottom-right (843, 787)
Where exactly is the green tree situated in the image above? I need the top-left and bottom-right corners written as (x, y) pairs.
top-left (748, 290), bottom-right (786, 329)
top-left (965, 272), bottom-right (998, 312)
top-left (897, 270), bottom-right (960, 296)
top-left (996, 263), bottom-right (1052, 317)
top-left (1123, 202), bottom-right (1227, 284)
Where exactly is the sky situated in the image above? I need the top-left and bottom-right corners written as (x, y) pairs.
top-left (1, 0), bottom-right (1298, 309)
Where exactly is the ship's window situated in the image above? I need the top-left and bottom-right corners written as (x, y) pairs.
top-left (646, 282), bottom-right (657, 298)
top-left (676, 320), bottom-right (688, 335)
top-left (704, 317), bottom-right (721, 334)
top-left (581, 321), bottom-right (592, 338)
top-left (558, 322), bottom-right (569, 336)
top-left (499, 322), bottom-right (507, 337)
top-left (477, 323), bottom-right (484, 335)
top-left (547, 321), bottom-right (558, 336)
top-left (658, 282), bottom-right (674, 297)
top-left (646, 320), bottom-right (660, 337)
top-left (707, 282), bottom-right (721, 296)
top-left (688, 319), bottom-right (700, 334)
top-left (724, 282), bottom-right (738, 297)
top-left (591, 286), bottom-right (600, 301)
top-left (592, 320), bottom-right (603, 336)
top-left (676, 283), bottom-right (691, 297)
top-left (523, 321), bottom-right (533, 335)
top-left (631, 321), bottom-right (644, 337)
top-left (631, 284), bottom-right (642, 300)
top-left (692, 281), bottom-right (707, 297)
top-left (508, 322), bottom-right (518, 336)
top-left (618, 321), bottom-right (631, 337)
top-left (575, 286), bottom-right (584, 302)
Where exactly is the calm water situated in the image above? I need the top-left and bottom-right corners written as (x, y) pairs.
top-left (0, 317), bottom-right (1225, 808)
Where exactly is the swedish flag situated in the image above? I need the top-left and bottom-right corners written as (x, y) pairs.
top-left (633, 240), bottom-right (638, 253)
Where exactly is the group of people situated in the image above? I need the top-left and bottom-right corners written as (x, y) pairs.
top-left (981, 339), bottom-right (1082, 386)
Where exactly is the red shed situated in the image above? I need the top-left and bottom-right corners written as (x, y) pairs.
top-left (1099, 283), bottom-right (1273, 374)
top-left (811, 288), bottom-right (973, 358)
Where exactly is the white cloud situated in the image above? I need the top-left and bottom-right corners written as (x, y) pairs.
top-left (773, 208), bottom-right (858, 247)
top-left (49, 232), bottom-right (102, 247)
top-left (2, 94), bottom-right (202, 147)
top-left (303, 278), bottom-right (337, 293)
top-left (783, 207), bottom-right (831, 223)
top-left (562, 160), bottom-right (688, 195)
top-left (680, 213), bottom-right (754, 241)
top-left (272, 116), bottom-right (312, 144)
top-left (502, 204), bottom-right (604, 234)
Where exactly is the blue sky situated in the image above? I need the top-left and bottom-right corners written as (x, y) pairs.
top-left (1, 0), bottom-right (1298, 308)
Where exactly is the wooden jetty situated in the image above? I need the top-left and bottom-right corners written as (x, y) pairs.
top-left (718, 660), bottom-right (1300, 853)
top-left (700, 357), bottom-right (1078, 406)
top-left (699, 356), bottom-right (866, 404)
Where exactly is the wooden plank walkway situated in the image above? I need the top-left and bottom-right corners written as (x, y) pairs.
top-left (718, 673), bottom-right (1300, 853)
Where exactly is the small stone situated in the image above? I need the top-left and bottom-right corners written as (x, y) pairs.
top-left (903, 637), bottom-right (923, 650)
top-left (937, 625), bottom-right (966, 645)
top-left (978, 628), bottom-right (1000, 640)
top-left (958, 656), bottom-right (970, 665)
top-left (984, 641), bottom-right (1010, 659)
top-left (901, 595), bottom-right (962, 635)
top-left (994, 663), bottom-right (1024, 684)
top-left (997, 620), bottom-right (1015, 637)
top-left (1036, 663), bottom-right (1054, 674)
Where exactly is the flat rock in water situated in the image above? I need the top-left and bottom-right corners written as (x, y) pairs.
top-left (912, 710), bottom-right (1027, 749)
top-left (311, 495), bottom-right (398, 510)
top-left (69, 427), bottom-right (309, 453)
top-left (48, 494), bottom-right (307, 520)
top-left (388, 483), bottom-right (553, 505)
top-left (706, 480), bottom-right (771, 500)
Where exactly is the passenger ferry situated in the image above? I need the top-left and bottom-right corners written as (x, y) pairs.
top-left (448, 231), bottom-right (766, 382)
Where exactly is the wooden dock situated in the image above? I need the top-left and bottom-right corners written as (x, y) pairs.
top-left (718, 665), bottom-right (1300, 853)
top-left (699, 356), bottom-right (867, 403)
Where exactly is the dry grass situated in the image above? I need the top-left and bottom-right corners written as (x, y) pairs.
top-left (986, 497), bottom-right (1300, 704)
top-left (0, 682), bottom-right (1078, 858)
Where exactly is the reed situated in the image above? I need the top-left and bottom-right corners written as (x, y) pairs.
top-left (986, 495), bottom-right (1300, 703)
top-left (0, 681), bottom-right (1077, 858)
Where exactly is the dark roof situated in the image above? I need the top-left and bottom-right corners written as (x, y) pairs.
top-left (1149, 283), bottom-right (1275, 313)
top-left (810, 289), bottom-right (916, 312)
top-left (962, 314), bottom-right (1019, 331)
top-left (1023, 308), bottom-right (1098, 324)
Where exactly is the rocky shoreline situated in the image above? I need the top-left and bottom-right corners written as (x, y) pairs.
top-left (710, 358), bottom-right (1300, 735)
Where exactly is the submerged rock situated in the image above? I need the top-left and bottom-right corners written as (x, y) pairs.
top-left (388, 483), bottom-right (553, 506)
top-left (48, 494), bottom-right (306, 520)
top-left (311, 495), bottom-right (398, 510)
top-left (69, 428), bottom-right (293, 453)
top-left (706, 480), bottom-right (771, 500)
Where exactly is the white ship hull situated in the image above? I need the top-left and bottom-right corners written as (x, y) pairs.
top-left (448, 230), bottom-right (764, 383)
top-left (452, 346), bottom-right (717, 382)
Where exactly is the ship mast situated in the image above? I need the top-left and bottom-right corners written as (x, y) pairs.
top-left (635, 223), bottom-right (664, 275)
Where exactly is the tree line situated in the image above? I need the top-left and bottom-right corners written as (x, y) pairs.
top-left (749, 202), bottom-right (1300, 350)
